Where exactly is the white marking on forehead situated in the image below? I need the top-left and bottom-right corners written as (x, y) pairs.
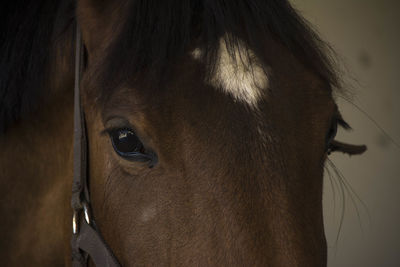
top-left (192, 36), bottom-right (269, 108)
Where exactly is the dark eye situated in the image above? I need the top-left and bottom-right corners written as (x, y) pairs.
top-left (326, 119), bottom-right (338, 151)
top-left (109, 128), bottom-right (151, 161)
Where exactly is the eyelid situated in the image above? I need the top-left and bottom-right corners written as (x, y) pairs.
top-left (101, 127), bottom-right (133, 137)
top-left (101, 116), bottom-right (134, 136)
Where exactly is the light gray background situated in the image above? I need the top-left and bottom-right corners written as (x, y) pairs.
top-left (290, 0), bottom-right (400, 266)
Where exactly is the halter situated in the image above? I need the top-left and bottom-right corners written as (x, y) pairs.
top-left (70, 23), bottom-right (121, 267)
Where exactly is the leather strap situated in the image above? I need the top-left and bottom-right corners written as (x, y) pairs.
top-left (71, 19), bottom-right (87, 215)
top-left (72, 218), bottom-right (120, 267)
top-left (71, 22), bottom-right (121, 267)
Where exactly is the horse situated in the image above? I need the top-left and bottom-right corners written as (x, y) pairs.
top-left (0, 0), bottom-right (366, 266)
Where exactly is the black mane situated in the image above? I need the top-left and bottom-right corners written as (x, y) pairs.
top-left (0, 0), bottom-right (73, 132)
top-left (0, 0), bottom-right (340, 132)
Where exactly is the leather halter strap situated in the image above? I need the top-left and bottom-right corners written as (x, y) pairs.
top-left (71, 23), bottom-right (121, 267)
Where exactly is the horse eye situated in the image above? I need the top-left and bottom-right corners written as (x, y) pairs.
top-left (326, 119), bottom-right (338, 150)
top-left (109, 128), bottom-right (149, 161)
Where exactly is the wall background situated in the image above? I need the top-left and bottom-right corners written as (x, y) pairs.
top-left (289, 0), bottom-right (400, 266)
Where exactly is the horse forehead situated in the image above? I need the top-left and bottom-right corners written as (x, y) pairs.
top-left (192, 36), bottom-right (269, 109)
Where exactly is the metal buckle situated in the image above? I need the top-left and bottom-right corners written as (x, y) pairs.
top-left (72, 201), bottom-right (92, 234)
top-left (72, 210), bottom-right (79, 234)
top-left (82, 201), bottom-right (92, 225)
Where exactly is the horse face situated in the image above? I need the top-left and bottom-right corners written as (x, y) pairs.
top-left (77, 2), bottom-right (337, 266)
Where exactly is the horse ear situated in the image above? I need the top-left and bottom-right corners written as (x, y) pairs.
top-left (329, 140), bottom-right (367, 156)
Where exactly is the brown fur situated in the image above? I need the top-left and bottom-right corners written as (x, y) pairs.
top-left (77, 2), bottom-right (333, 265)
top-left (0, 25), bottom-right (75, 265)
top-left (1, 1), bottom-right (348, 266)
